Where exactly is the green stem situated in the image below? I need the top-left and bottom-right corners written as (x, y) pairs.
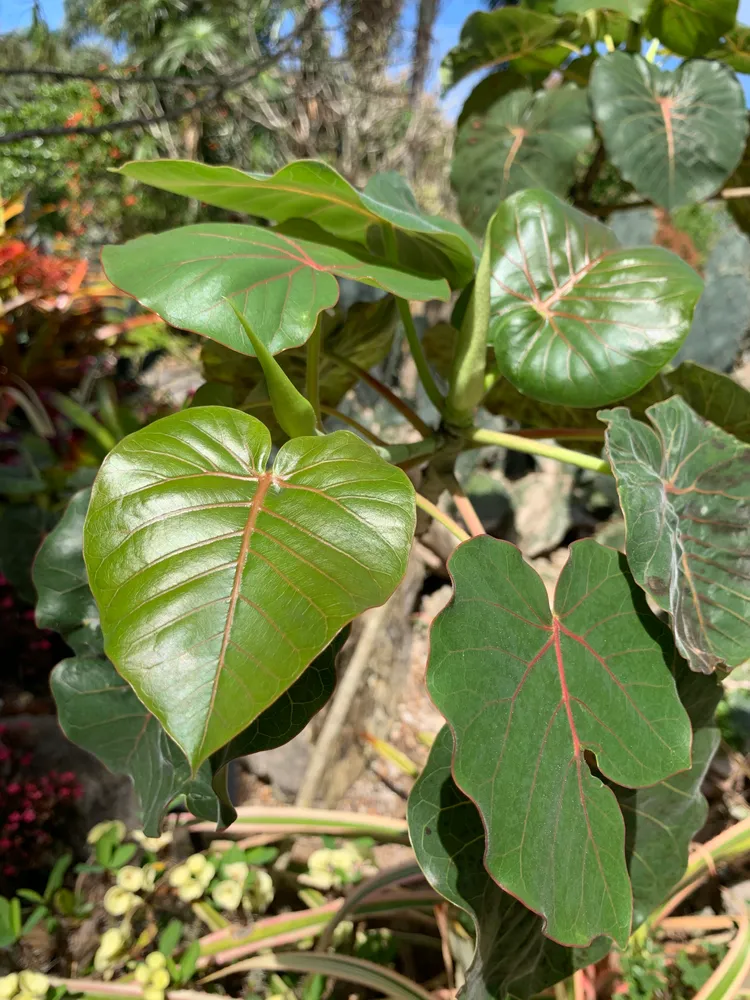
top-left (383, 223), bottom-right (445, 415)
top-left (626, 19), bottom-right (642, 52)
top-left (306, 323), bottom-right (323, 430)
top-left (414, 493), bottom-right (470, 543)
top-left (395, 296), bottom-right (446, 414)
top-left (464, 426), bottom-right (611, 475)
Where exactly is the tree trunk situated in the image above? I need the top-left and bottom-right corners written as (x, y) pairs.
top-left (409, 0), bottom-right (440, 106)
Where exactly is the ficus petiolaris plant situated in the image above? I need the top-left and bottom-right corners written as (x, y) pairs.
top-left (37, 7), bottom-right (750, 992)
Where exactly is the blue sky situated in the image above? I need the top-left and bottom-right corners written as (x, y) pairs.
top-left (2, 0), bottom-right (749, 115)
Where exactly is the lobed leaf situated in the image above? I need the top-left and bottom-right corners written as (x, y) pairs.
top-left (452, 86), bottom-right (593, 236)
top-left (83, 407), bottom-right (415, 769)
top-left (602, 396), bottom-right (750, 673)
top-left (427, 536), bottom-right (691, 947)
top-left (486, 190), bottom-right (702, 408)
top-left (590, 53), bottom-right (747, 212)
top-left (116, 160), bottom-right (478, 289)
top-left (102, 224), bottom-right (448, 359)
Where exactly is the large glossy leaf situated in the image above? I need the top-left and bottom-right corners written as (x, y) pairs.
top-left (644, 0), bottom-right (737, 57)
top-left (83, 406), bottom-right (415, 770)
top-left (452, 87), bottom-right (593, 237)
top-left (616, 662), bottom-right (721, 925)
top-left (440, 8), bottom-right (569, 90)
top-left (408, 668), bottom-right (720, 999)
top-left (198, 297), bottom-right (397, 442)
top-left (52, 656), bottom-right (223, 834)
top-left (602, 397), bottom-right (750, 674)
top-left (116, 160), bottom-right (477, 289)
top-left (556, 0), bottom-right (648, 17)
top-left (102, 224), bottom-right (448, 358)
top-left (33, 489), bottom-right (102, 656)
top-left (408, 727), bottom-right (608, 1000)
top-left (427, 536), bottom-right (691, 947)
top-left (456, 69), bottom-right (531, 130)
top-left (590, 53), bottom-right (747, 212)
top-left (486, 190), bottom-right (702, 408)
top-left (707, 24), bottom-right (750, 72)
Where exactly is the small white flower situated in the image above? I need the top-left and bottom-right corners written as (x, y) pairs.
top-left (18, 974), bottom-right (48, 999)
top-left (94, 927), bottom-right (127, 971)
top-left (299, 847), bottom-right (358, 891)
top-left (177, 878), bottom-right (204, 903)
top-left (246, 869), bottom-right (274, 913)
top-left (222, 861), bottom-right (249, 884)
top-left (141, 863), bottom-right (159, 892)
top-left (185, 853), bottom-right (209, 876)
top-left (103, 886), bottom-right (140, 916)
top-left (131, 830), bottom-right (173, 853)
top-left (134, 965), bottom-right (151, 986)
top-left (0, 974), bottom-right (18, 1000)
top-left (149, 969), bottom-right (170, 991)
top-left (87, 820), bottom-right (126, 845)
top-left (116, 866), bottom-right (145, 892)
top-left (212, 879), bottom-right (243, 911)
top-left (168, 864), bottom-right (191, 888)
top-left (145, 952), bottom-right (167, 971)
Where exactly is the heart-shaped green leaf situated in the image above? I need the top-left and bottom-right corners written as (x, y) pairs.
top-left (602, 396), bottom-right (750, 673)
top-left (707, 24), bottom-right (750, 71)
top-left (452, 86), bottom-right (593, 236)
top-left (644, 0), bottom-right (737, 57)
top-left (590, 53), bottom-right (747, 212)
top-left (52, 656), bottom-right (223, 835)
top-left (441, 8), bottom-right (569, 90)
top-left (408, 727), bottom-right (608, 1000)
top-left (556, 0), bottom-right (648, 18)
top-left (427, 536), bottom-right (691, 947)
top-left (487, 190), bottom-right (702, 408)
top-left (409, 664), bottom-right (719, 999)
top-left (116, 161), bottom-right (477, 289)
top-left (456, 70), bottom-right (532, 130)
top-left (102, 224), bottom-right (448, 358)
top-left (33, 488), bottom-right (102, 656)
top-left (83, 406), bottom-right (415, 769)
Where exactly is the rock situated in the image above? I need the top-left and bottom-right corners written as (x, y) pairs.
top-left (241, 730), bottom-right (312, 801)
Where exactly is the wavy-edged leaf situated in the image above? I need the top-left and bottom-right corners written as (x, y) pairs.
top-left (408, 726), bottom-right (608, 1000)
top-left (487, 189), bottom-right (702, 408)
top-left (440, 8), bottom-right (569, 90)
top-left (616, 662), bottom-right (721, 925)
top-left (602, 396), bottom-right (750, 673)
top-left (590, 53), bottom-right (747, 212)
top-left (644, 0), bottom-right (737, 57)
top-left (102, 224), bottom-right (448, 359)
top-left (83, 406), bottom-right (415, 769)
top-left (33, 488), bottom-right (102, 656)
top-left (452, 87), bottom-right (593, 236)
top-left (51, 656), bottom-right (222, 835)
top-left (116, 160), bottom-right (477, 289)
top-left (427, 536), bottom-right (691, 947)
top-left (707, 24), bottom-right (750, 72)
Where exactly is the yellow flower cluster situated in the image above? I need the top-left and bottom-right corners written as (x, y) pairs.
top-left (299, 843), bottom-right (368, 891)
top-left (94, 927), bottom-right (130, 973)
top-left (102, 864), bottom-right (159, 917)
top-left (0, 971), bottom-right (49, 1000)
top-left (134, 951), bottom-right (170, 1000)
top-left (168, 854), bottom-right (215, 902)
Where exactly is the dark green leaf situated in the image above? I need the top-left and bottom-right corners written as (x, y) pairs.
top-left (644, 0), bottom-right (737, 57)
top-left (102, 224), bottom-right (448, 359)
top-left (0, 503), bottom-right (49, 604)
top-left (83, 407), bottom-right (414, 769)
top-left (178, 940), bottom-right (201, 984)
top-left (452, 87), bottom-right (593, 236)
top-left (116, 160), bottom-right (477, 289)
top-left (51, 656), bottom-right (222, 836)
top-left (456, 70), bottom-right (531, 130)
top-left (615, 662), bottom-right (721, 924)
top-left (440, 9), bottom-right (568, 90)
top-left (602, 396), bottom-right (750, 673)
top-left (427, 536), bottom-right (691, 946)
top-left (556, 0), bottom-right (647, 17)
top-left (408, 727), bottom-right (608, 1000)
top-left (487, 189), bottom-right (702, 407)
top-left (33, 489), bottom-right (102, 656)
top-left (590, 53), bottom-right (747, 212)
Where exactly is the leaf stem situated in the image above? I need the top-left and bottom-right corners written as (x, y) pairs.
top-left (464, 426), bottom-right (611, 475)
top-left (414, 493), bottom-right (470, 543)
top-left (306, 322), bottom-right (323, 430)
top-left (626, 19), bottom-right (642, 52)
top-left (451, 483), bottom-right (486, 537)
top-left (512, 427), bottom-right (605, 440)
top-left (325, 350), bottom-right (432, 437)
top-left (396, 296), bottom-right (446, 414)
